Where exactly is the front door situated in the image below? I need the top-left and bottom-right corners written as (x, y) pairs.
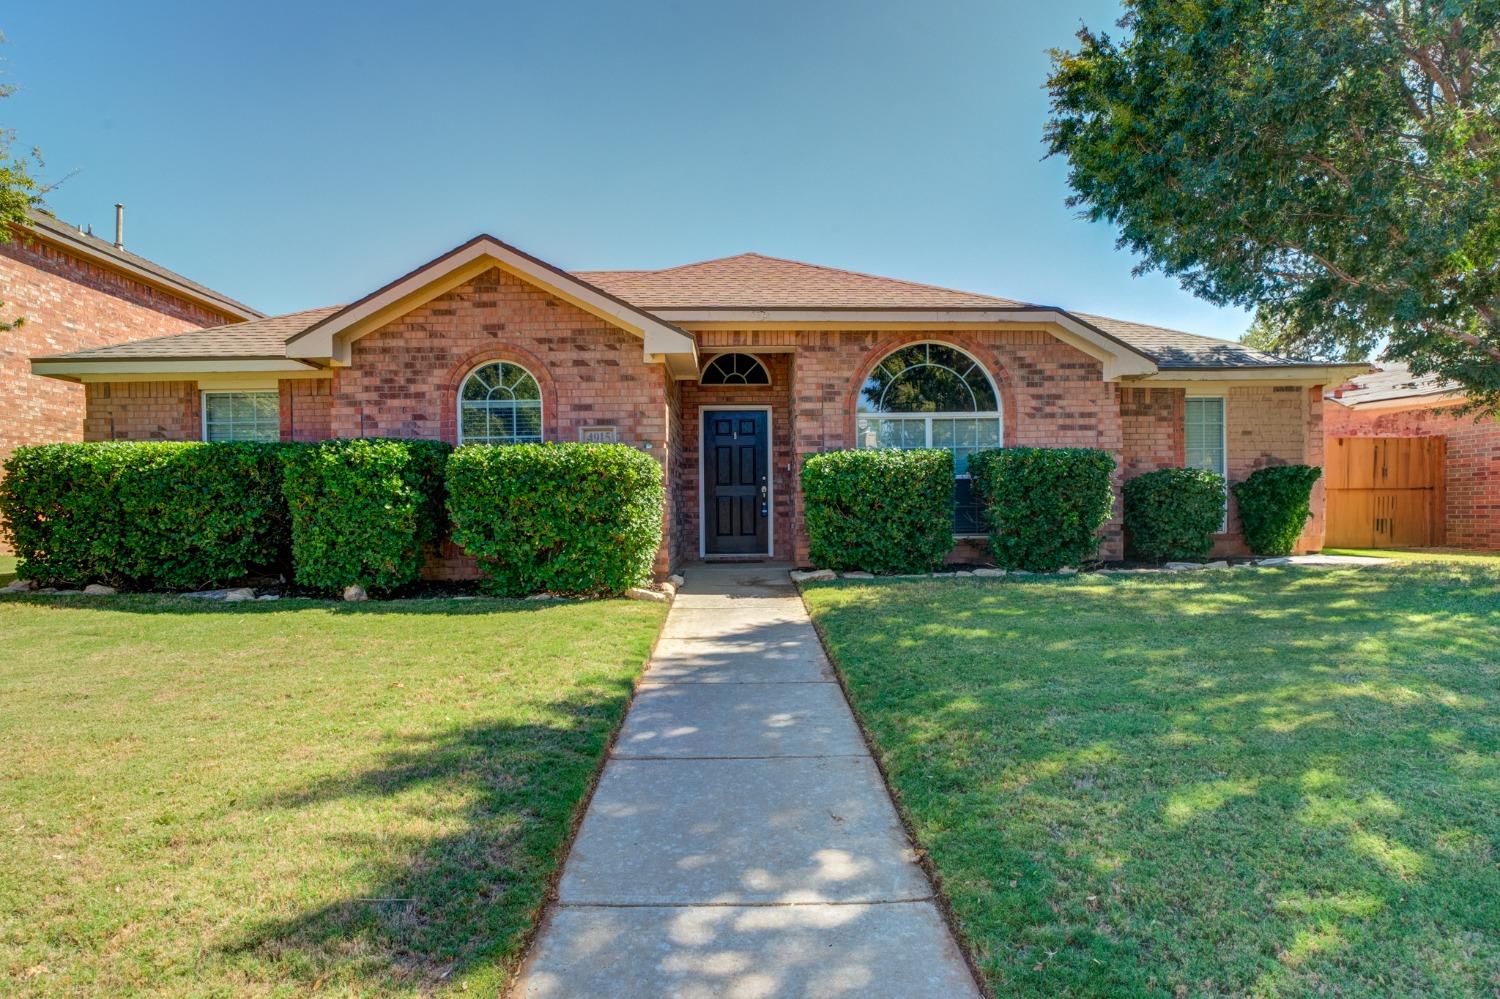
top-left (703, 410), bottom-right (769, 555)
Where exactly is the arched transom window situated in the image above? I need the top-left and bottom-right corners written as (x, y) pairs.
top-left (458, 361), bottom-right (543, 445)
top-left (701, 353), bottom-right (770, 386)
top-left (856, 342), bottom-right (1002, 534)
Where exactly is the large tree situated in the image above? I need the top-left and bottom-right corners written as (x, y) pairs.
top-left (1047, 0), bottom-right (1500, 411)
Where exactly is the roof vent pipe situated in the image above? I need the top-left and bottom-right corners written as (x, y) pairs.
top-left (113, 203), bottom-right (124, 250)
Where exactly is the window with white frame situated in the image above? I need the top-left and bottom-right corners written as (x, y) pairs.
top-left (1184, 396), bottom-right (1226, 477)
top-left (458, 361), bottom-right (543, 445)
top-left (202, 391), bottom-right (280, 442)
top-left (855, 342), bottom-right (1003, 535)
top-left (1185, 395), bottom-right (1228, 528)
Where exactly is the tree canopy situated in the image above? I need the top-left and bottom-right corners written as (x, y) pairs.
top-left (1047, 0), bottom-right (1500, 412)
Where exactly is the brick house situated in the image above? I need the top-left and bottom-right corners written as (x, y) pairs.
top-left (1, 209), bottom-right (261, 549)
top-left (1325, 365), bottom-right (1500, 550)
top-left (29, 235), bottom-right (1363, 574)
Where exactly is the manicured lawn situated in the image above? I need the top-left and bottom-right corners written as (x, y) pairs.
top-left (803, 565), bottom-right (1500, 998)
top-left (1324, 546), bottom-right (1500, 568)
top-left (0, 594), bottom-right (665, 997)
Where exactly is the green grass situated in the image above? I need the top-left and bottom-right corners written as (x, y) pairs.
top-left (1324, 547), bottom-right (1500, 568)
top-left (803, 566), bottom-right (1500, 998)
top-left (0, 594), bottom-right (666, 997)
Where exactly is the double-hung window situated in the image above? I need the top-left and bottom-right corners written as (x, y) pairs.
top-left (202, 391), bottom-right (280, 442)
top-left (1184, 395), bottom-right (1227, 528)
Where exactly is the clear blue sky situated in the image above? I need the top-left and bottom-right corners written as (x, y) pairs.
top-left (2, 1), bottom-right (1253, 339)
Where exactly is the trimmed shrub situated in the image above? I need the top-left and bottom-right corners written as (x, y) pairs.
top-left (800, 449), bottom-right (954, 574)
top-left (446, 443), bottom-right (664, 596)
top-left (1123, 467), bottom-right (1226, 562)
top-left (969, 447), bottom-right (1116, 571)
top-left (0, 441), bottom-right (294, 588)
top-left (282, 438), bottom-right (451, 594)
top-left (1232, 464), bottom-right (1322, 555)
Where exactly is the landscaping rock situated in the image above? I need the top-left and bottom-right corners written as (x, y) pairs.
top-left (1057, 567), bottom-right (1078, 575)
top-left (625, 587), bottom-right (669, 603)
top-left (3, 579), bottom-right (36, 593)
top-left (1164, 562), bottom-right (1207, 571)
top-left (659, 580), bottom-right (678, 597)
top-left (951, 570), bottom-right (975, 577)
top-left (1257, 556), bottom-right (1293, 566)
top-left (82, 584), bottom-right (117, 596)
top-left (342, 585), bottom-right (368, 602)
top-left (525, 592), bottom-right (558, 601)
top-left (790, 569), bottom-right (836, 583)
top-left (1204, 560), bottom-right (1230, 570)
top-left (224, 588), bottom-right (257, 602)
top-left (256, 594), bottom-right (280, 601)
top-left (971, 568), bottom-right (1005, 577)
top-left (1010, 570), bottom-right (1035, 576)
top-left (667, 574), bottom-right (686, 589)
top-left (841, 571), bottom-right (874, 579)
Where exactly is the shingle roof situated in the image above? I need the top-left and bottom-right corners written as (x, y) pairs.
top-left (1073, 313), bottom-right (1319, 369)
top-left (24, 209), bottom-right (262, 320)
top-left (576, 252), bottom-right (1030, 309)
top-left (1326, 363), bottom-right (1462, 407)
top-left (34, 245), bottom-right (1341, 374)
top-left (46, 306), bottom-right (340, 360)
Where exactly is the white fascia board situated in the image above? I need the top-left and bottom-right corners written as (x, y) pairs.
top-left (32, 358), bottom-right (321, 382)
top-left (1132, 363), bottom-right (1371, 386)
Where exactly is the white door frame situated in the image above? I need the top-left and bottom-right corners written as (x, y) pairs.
top-left (698, 404), bottom-right (774, 558)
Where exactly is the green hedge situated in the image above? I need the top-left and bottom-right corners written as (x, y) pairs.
top-left (0, 441), bottom-right (293, 588)
top-left (969, 447), bottom-right (1116, 571)
top-left (800, 449), bottom-right (954, 574)
top-left (446, 443), bottom-right (663, 596)
top-left (282, 438), bottom-right (451, 594)
top-left (1232, 464), bottom-right (1322, 555)
top-left (1123, 467), bottom-right (1226, 562)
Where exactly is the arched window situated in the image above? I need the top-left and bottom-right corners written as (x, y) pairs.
top-left (701, 353), bottom-right (770, 386)
top-left (855, 343), bottom-right (1002, 535)
top-left (458, 361), bottom-right (543, 445)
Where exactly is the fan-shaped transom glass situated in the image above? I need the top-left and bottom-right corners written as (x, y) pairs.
top-left (858, 342), bottom-right (999, 413)
top-left (854, 343), bottom-right (1002, 535)
top-left (701, 353), bottom-right (770, 386)
top-left (458, 361), bottom-right (543, 445)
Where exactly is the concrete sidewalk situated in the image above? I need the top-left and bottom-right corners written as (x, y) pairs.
top-left (515, 562), bottom-right (980, 998)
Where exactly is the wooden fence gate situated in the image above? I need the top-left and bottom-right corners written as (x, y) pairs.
top-left (1325, 436), bottom-right (1446, 548)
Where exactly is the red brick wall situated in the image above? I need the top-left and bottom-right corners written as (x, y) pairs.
top-left (1120, 387), bottom-right (1185, 478)
top-left (1, 231), bottom-right (233, 550)
top-left (697, 327), bottom-right (1126, 564)
top-left (331, 266), bottom-right (675, 577)
top-left (1325, 400), bottom-right (1500, 550)
top-left (279, 379), bottom-right (333, 442)
top-left (678, 352), bottom-right (794, 560)
top-left (82, 381), bottom-right (200, 441)
top-left (1219, 385), bottom-right (1324, 554)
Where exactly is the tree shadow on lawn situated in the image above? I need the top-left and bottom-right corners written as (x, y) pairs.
top-left (216, 689), bottom-right (630, 994)
top-left (0, 592), bottom-right (583, 617)
top-left (808, 568), bottom-right (1500, 997)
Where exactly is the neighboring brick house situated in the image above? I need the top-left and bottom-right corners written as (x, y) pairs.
top-left (1, 209), bottom-right (261, 548)
top-left (30, 235), bottom-right (1362, 574)
top-left (1325, 365), bottom-right (1500, 550)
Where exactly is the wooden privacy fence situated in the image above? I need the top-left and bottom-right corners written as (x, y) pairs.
top-left (1325, 436), bottom-right (1446, 548)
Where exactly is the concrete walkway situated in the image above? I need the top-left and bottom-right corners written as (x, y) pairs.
top-left (516, 562), bottom-right (980, 998)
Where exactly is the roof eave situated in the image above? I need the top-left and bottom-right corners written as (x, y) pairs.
top-left (31, 356), bottom-right (322, 383)
top-left (1131, 362), bottom-right (1373, 384)
top-left (19, 218), bottom-right (263, 322)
